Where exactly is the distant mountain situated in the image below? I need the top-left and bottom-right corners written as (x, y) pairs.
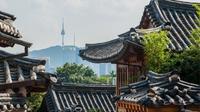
top-left (28, 45), bottom-right (115, 75)
top-left (29, 45), bottom-right (79, 68)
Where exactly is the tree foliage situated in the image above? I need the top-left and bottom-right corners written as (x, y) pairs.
top-left (173, 4), bottom-right (200, 84)
top-left (143, 31), bottom-right (170, 72)
top-left (142, 4), bottom-right (200, 84)
top-left (57, 63), bottom-right (96, 83)
top-left (56, 63), bottom-right (114, 84)
top-left (27, 93), bottom-right (45, 112)
top-left (176, 47), bottom-right (200, 84)
top-left (174, 4), bottom-right (200, 84)
top-left (193, 4), bottom-right (200, 25)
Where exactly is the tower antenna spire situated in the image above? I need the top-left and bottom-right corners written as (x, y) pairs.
top-left (61, 18), bottom-right (65, 47)
top-left (73, 32), bottom-right (75, 47)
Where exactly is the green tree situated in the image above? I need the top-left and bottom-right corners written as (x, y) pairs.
top-left (173, 4), bottom-right (200, 84)
top-left (109, 70), bottom-right (116, 77)
top-left (56, 63), bottom-right (98, 83)
top-left (143, 31), bottom-right (170, 72)
top-left (193, 4), bottom-right (200, 25)
top-left (143, 30), bottom-right (200, 84)
top-left (27, 93), bottom-right (45, 112)
top-left (56, 63), bottom-right (116, 84)
top-left (176, 47), bottom-right (200, 84)
top-left (170, 4), bottom-right (200, 84)
top-left (109, 70), bottom-right (116, 85)
top-left (160, 4), bottom-right (200, 84)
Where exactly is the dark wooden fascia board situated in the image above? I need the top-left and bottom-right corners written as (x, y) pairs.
top-left (0, 31), bottom-right (32, 47)
top-left (0, 46), bottom-right (29, 61)
top-left (0, 79), bottom-right (47, 91)
top-left (0, 31), bottom-right (33, 61)
top-left (52, 84), bottom-right (115, 92)
top-left (0, 11), bottom-right (16, 20)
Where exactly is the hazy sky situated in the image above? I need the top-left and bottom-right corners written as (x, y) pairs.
top-left (0, 0), bottom-right (199, 51)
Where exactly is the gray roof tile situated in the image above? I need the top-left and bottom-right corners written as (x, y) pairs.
top-left (117, 71), bottom-right (200, 106)
top-left (43, 84), bottom-right (116, 112)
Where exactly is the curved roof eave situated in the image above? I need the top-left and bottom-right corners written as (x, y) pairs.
top-left (79, 39), bottom-right (143, 63)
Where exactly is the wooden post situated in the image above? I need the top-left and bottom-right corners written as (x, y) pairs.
top-left (18, 66), bottom-right (24, 81)
top-left (4, 61), bottom-right (12, 83)
top-left (126, 65), bottom-right (129, 86)
top-left (4, 61), bottom-right (14, 94)
top-left (116, 64), bottom-right (119, 95)
top-left (18, 66), bottom-right (27, 97)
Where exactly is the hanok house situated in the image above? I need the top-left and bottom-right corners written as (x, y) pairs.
top-left (0, 10), bottom-right (56, 111)
top-left (79, 0), bottom-right (200, 111)
top-left (39, 84), bottom-right (116, 112)
top-left (0, 11), bottom-right (32, 60)
top-left (115, 71), bottom-right (200, 112)
top-left (0, 51), bottom-right (56, 111)
top-left (79, 36), bottom-right (144, 96)
top-left (79, 23), bottom-right (171, 96)
top-left (120, 0), bottom-right (199, 51)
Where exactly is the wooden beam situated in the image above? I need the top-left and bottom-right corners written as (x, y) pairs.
top-left (0, 79), bottom-right (47, 91)
top-left (116, 62), bottom-right (142, 67)
top-left (0, 46), bottom-right (29, 61)
top-left (0, 30), bottom-right (32, 61)
top-left (37, 72), bottom-right (57, 83)
top-left (0, 31), bottom-right (32, 47)
top-left (4, 60), bottom-right (12, 83)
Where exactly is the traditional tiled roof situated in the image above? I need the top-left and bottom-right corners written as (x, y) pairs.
top-left (40, 84), bottom-right (116, 112)
top-left (79, 36), bottom-right (143, 63)
top-left (116, 71), bottom-right (200, 107)
top-left (0, 50), bottom-right (56, 90)
top-left (0, 93), bottom-right (28, 111)
top-left (79, 23), bottom-right (170, 63)
top-left (0, 11), bottom-right (16, 21)
top-left (0, 50), bottom-right (57, 111)
top-left (120, 0), bottom-right (200, 51)
top-left (0, 11), bottom-right (31, 47)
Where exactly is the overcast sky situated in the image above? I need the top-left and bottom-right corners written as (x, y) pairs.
top-left (0, 0), bottom-right (199, 52)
